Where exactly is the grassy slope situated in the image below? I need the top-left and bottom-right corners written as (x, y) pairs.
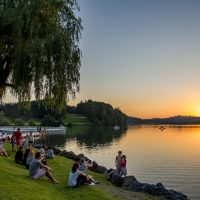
top-left (62, 113), bottom-right (89, 125)
top-left (0, 144), bottom-right (166, 200)
top-left (0, 144), bottom-right (113, 200)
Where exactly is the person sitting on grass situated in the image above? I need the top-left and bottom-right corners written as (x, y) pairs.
top-left (15, 146), bottom-right (24, 164)
top-left (45, 147), bottom-right (54, 159)
top-left (29, 152), bottom-right (58, 183)
top-left (79, 158), bottom-right (100, 184)
top-left (68, 163), bottom-right (93, 187)
top-left (23, 148), bottom-right (30, 166)
top-left (79, 158), bottom-right (93, 173)
top-left (0, 138), bottom-right (9, 158)
top-left (40, 145), bottom-right (46, 157)
top-left (26, 150), bottom-right (35, 169)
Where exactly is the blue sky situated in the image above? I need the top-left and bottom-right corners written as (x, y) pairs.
top-left (67, 0), bottom-right (200, 118)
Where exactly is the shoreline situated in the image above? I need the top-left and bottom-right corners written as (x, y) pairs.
top-left (34, 145), bottom-right (190, 200)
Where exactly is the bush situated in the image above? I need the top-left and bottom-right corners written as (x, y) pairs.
top-left (41, 114), bottom-right (58, 126)
top-left (28, 119), bottom-right (37, 126)
top-left (14, 118), bottom-right (25, 126)
top-left (0, 111), bottom-right (11, 125)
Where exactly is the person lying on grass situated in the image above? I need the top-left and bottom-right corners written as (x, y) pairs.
top-left (0, 138), bottom-right (9, 158)
top-left (29, 152), bottom-right (58, 183)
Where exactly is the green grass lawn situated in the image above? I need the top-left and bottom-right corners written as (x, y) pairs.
top-left (0, 144), bottom-right (115, 200)
top-left (62, 113), bottom-right (89, 125)
top-left (0, 144), bottom-right (166, 200)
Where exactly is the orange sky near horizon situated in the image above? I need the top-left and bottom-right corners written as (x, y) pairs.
top-left (3, 88), bottom-right (200, 119)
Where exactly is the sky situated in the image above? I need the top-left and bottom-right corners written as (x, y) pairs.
top-left (4, 0), bottom-right (200, 118)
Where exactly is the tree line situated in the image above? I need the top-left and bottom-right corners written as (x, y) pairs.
top-left (75, 100), bottom-right (127, 127)
top-left (0, 100), bottom-right (127, 127)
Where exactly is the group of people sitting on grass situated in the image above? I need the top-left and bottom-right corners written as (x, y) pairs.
top-left (1, 131), bottom-right (127, 188)
top-left (14, 144), bottom-right (55, 168)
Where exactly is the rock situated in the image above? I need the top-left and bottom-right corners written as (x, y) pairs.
top-left (58, 150), bottom-right (76, 160)
top-left (155, 183), bottom-right (166, 192)
top-left (128, 181), bottom-right (151, 192)
top-left (53, 148), bottom-right (62, 155)
top-left (92, 161), bottom-right (98, 168)
top-left (104, 168), bottom-right (115, 181)
top-left (77, 153), bottom-right (84, 159)
top-left (164, 189), bottom-right (190, 200)
top-left (90, 160), bottom-right (107, 174)
top-left (110, 173), bottom-right (123, 186)
top-left (122, 176), bottom-right (137, 188)
top-left (93, 165), bottom-right (107, 174)
top-left (58, 150), bottom-right (67, 156)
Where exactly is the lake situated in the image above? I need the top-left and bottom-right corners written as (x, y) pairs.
top-left (38, 125), bottom-right (200, 200)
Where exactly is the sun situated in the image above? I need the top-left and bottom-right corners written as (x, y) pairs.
top-left (193, 106), bottom-right (200, 117)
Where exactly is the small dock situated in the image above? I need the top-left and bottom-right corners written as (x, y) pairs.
top-left (0, 126), bottom-right (66, 135)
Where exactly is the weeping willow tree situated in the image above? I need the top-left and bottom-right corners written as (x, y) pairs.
top-left (0, 0), bottom-right (82, 110)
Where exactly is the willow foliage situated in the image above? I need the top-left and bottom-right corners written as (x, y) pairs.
top-left (0, 0), bottom-right (82, 110)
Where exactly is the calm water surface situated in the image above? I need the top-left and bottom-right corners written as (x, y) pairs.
top-left (39, 125), bottom-right (200, 200)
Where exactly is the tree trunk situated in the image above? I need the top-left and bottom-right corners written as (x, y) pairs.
top-left (0, 56), bottom-right (12, 99)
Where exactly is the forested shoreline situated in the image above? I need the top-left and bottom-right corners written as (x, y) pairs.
top-left (0, 100), bottom-right (127, 127)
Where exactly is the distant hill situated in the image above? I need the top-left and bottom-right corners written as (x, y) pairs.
top-left (127, 115), bottom-right (200, 125)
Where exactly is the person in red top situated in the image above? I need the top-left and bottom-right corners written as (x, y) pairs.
top-left (14, 128), bottom-right (23, 147)
top-left (121, 155), bottom-right (127, 177)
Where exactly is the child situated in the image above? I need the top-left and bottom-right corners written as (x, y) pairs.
top-left (121, 155), bottom-right (127, 177)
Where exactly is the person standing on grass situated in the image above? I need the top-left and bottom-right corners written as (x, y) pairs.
top-left (115, 150), bottom-right (122, 175)
top-left (14, 128), bottom-right (23, 148)
top-left (29, 152), bottom-right (58, 183)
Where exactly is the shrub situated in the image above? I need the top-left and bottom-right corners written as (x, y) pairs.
top-left (0, 111), bottom-right (11, 125)
top-left (14, 118), bottom-right (25, 126)
top-left (41, 114), bottom-right (57, 126)
top-left (28, 119), bottom-right (37, 126)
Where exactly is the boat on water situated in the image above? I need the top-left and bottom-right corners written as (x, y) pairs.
top-left (159, 126), bottom-right (166, 130)
top-left (113, 125), bottom-right (120, 130)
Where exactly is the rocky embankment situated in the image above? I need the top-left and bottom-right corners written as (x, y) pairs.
top-left (36, 146), bottom-right (190, 200)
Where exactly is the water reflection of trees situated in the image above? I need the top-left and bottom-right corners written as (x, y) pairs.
top-left (37, 134), bottom-right (67, 147)
top-left (36, 126), bottom-right (126, 149)
top-left (66, 126), bottom-right (126, 148)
